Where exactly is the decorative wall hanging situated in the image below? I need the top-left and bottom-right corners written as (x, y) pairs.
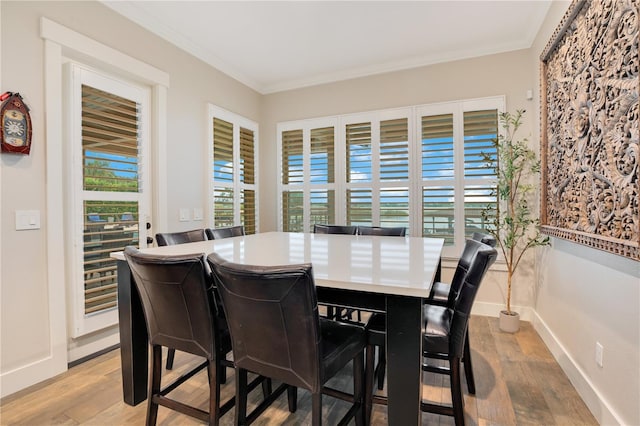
top-left (1, 92), bottom-right (32, 155)
top-left (540, 0), bottom-right (639, 260)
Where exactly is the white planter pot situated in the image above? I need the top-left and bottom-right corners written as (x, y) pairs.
top-left (499, 310), bottom-right (520, 333)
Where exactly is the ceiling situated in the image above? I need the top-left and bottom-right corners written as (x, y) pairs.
top-left (102, 1), bottom-right (554, 94)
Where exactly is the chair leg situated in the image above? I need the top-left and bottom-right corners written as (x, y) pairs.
top-left (165, 348), bottom-right (175, 370)
top-left (376, 345), bottom-right (386, 390)
top-left (364, 344), bottom-right (375, 424)
top-left (216, 350), bottom-right (227, 385)
top-left (463, 331), bottom-right (476, 395)
top-left (235, 368), bottom-right (248, 426)
top-left (311, 392), bottom-right (322, 426)
top-left (207, 360), bottom-right (220, 425)
top-left (353, 351), bottom-right (365, 426)
top-left (450, 357), bottom-right (465, 426)
top-left (327, 306), bottom-right (335, 320)
top-left (261, 378), bottom-right (273, 397)
top-left (287, 386), bottom-right (298, 413)
top-left (147, 345), bottom-right (162, 426)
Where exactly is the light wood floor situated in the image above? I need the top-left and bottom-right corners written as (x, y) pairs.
top-left (0, 316), bottom-right (597, 425)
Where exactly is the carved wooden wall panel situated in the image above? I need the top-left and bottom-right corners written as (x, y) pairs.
top-left (541, 0), bottom-right (639, 260)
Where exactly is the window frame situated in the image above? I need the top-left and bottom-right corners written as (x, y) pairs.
top-left (66, 62), bottom-right (151, 337)
top-left (207, 105), bottom-right (259, 233)
top-left (277, 96), bottom-right (504, 258)
top-left (417, 97), bottom-right (504, 257)
top-left (277, 118), bottom-right (339, 232)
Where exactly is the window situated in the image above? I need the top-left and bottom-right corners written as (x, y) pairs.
top-left (343, 112), bottom-right (411, 229)
top-left (278, 119), bottom-right (338, 232)
top-left (419, 99), bottom-right (500, 256)
top-left (277, 96), bottom-right (503, 257)
top-left (209, 105), bottom-right (258, 234)
top-left (67, 65), bottom-right (151, 337)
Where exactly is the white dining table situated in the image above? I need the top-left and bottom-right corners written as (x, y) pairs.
top-left (112, 231), bottom-right (444, 425)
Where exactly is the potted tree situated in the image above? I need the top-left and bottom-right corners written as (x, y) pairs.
top-left (482, 109), bottom-right (549, 333)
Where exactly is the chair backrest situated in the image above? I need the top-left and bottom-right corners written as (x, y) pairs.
top-left (449, 243), bottom-right (497, 357)
top-left (471, 231), bottom-right (497, 248)
top-left (357, 226), bottom-right (406, 237)
top-left (207, 252), bottom-right (323, 392)
top-left (446, 238), bottom-right (492, 307)
top-left (124, 247), bottom-right (218, 360)
top-left (205, 225), bottom-right (245, 240)
top-left (156, 229), bottom-right (207, 246)
top-left (313, 224), bottom-right (357, 235)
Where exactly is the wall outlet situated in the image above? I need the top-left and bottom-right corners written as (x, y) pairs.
top-left (595, 342), bottom-right (604, 368)
top-left (179, 208), bottom-right (191, 222)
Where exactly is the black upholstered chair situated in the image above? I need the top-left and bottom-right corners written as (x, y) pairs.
top-left (312, 224), bottom-right (357, 235)
top-left (123, 247), bottom-right (235, 425)
top-left (205, 225), bottom-right (245, 240)
top-left (155, 228), bottom-right (208, 370)
top-left (313, 224), bottom-right (358, 321)
top-left (332, 226), bottom-right (407, 323)
top-left (364, 240), bottom-right (497, 425)
top-left (357, 226), bottom-right (406, 237)
top-left (370, 233), bottom-right (497, 394)
top-left (155, 228), bottom-right (208, 246)
top-left (427, 232), bottom-right (496, 306)
top-left (208, 253), bottom-right (366, 426)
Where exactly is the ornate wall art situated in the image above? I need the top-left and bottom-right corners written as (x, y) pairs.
top-left (540, 0), bottom-right (639, 260)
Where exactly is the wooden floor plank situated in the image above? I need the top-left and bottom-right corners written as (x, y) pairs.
top-left (0, 316), bottom-right (597, 425)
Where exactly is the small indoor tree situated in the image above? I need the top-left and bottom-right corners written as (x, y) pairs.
top-left (482, 109), bottom-right (549, 332)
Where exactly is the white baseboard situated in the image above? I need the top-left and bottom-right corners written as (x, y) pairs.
top-left (472, 301), bottom-right (535, 321)
top-left (532, 312), bottom-right (622, 426)
top-left (0, 354), bottom-right (67, 399)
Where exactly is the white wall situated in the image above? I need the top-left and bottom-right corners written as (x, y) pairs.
top-left (1, 0), bottom-right (260, 397)
top-left (530, 2), bottom-right (640, 425)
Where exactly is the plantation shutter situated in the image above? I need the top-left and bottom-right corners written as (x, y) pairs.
top-left (240, 127), bottom-right (256, 233)
top-left (346, 122), bottom-right (372, 183)
top-left (309, 126), bottom-right (335, 229)
top-left (463, 110), bottom-right (498, 236)
top-left (421, 114), bottom-right (454, 180)
top-left (421, 113), bottom-right (455, 243)
top-left (210, 107), bottom-right (258, 234)
top-left (379, 118), bottom-right (409, 181)
top-left (282, 129), bottom-right (304, 185)
top-left (213, 118), bottom-right (234, 228)
top-left (81, 84), bottom-right (141, 315)
top-left (310, 126), bottom-right (335, 184)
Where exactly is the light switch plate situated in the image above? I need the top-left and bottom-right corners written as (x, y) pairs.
top-left (16, 210), bottom-right (41, 230)
top-left (179, 208), bottom-right (191, 222)
top-left (193, 207), bottom-right (203, 221)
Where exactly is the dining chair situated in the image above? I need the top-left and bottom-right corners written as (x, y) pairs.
top-left (313, 224), bottom-right (359, 321)
top-left (364, 240), bottom-right (497, 425)
top-left (155, 228), bottom-right (208, 370)
top-left (427, 232), bottom-right (496, 306)
top-left (208, 252), bottom-right (367, 426)
top-left (155, 228), bottom-right (208, 246)
top-left (357, 226), bottom-right (406, 237)
top-left (312, 223), bottom-right (357, 235)
top-left (369, 234), bottom-right (495, 391)
top-left (205, 225), bottom-right (245, 240)
top-left (332, 226), bottom-right (407, 323)
top-left (123, 247), bottom-right (236, 425)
